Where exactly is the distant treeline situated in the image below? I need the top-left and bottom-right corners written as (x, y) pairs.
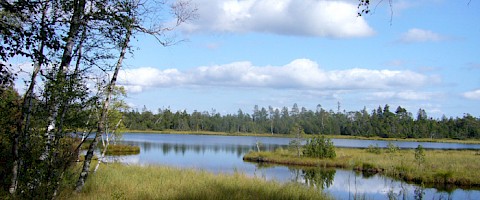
top-left (123, 104), bottom-right (480, 139)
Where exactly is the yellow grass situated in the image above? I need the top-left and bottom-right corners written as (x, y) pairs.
top-left (60, 164), bottom-right (330, 200)
top-left (244, 148), bottom-right (480, 187)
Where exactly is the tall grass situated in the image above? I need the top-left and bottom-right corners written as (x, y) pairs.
top-left (244, 148), bottom-right (480, 187)
top-left (104, 144), bottom-right (140, 155)
top-left (60, 164), bottom-right (330, 200)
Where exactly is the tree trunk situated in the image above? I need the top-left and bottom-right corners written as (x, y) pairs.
top-left (76, 25), bottom-right (132, 192)
top-left (41, 0), bottom-right (86, 161)
top-left (10, 0), bottom-right (49, 193)
top-left (10, 59), bottom-right (42, 193)
top-left (94, 118), bottom-right (122, 173)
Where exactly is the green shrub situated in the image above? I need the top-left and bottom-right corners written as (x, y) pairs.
top-left (366, 144), bottom-right (381, 154)
top-left (414, 145), bottom-right (426, 166)
top-left (303, 135), bottom-right (336, 159)
top-left (386, 142), bottom-right (399, 153)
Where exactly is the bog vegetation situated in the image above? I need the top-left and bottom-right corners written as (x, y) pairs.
top-left (60, 164), bottom-right (330, 200)
top-left (303, 135), bottom-right (336, 159)
top-left (244, 143), bottom-right (480, 187)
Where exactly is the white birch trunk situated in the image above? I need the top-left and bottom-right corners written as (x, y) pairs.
top-left (76, 25), bottom-right (132, 192)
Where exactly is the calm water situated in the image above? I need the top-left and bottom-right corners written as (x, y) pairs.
top-left (107, 133), bottom-right (480, 200)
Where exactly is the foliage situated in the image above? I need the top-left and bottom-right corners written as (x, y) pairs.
top-left (366, 144), bottom-right (381, 154)
top-left (1, 0), bottom-right (196, 197)
top-left (386, 142), bottom-right (400, 153)
top-left (414, 145), bottom-right (426, 166)
top-left (288, 140), bottom-right (302, 157)
top-left (289, 123), bottom-right (304, 157)
top-left (0, 86), bottom-right (20, 193)
top-left (303, 135), bottom-right (336, 159)
top-left (122, 104), bottom-right (480, 140)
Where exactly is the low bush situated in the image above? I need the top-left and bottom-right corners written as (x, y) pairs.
top-left (303, 135), bottom-right (336, 159)
top-left (387, 142), bottom-right (399, 153)
top-left (366, 144), bottom-right (381, 154)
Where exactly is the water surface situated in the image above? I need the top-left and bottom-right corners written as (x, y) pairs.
top-left (107, 133), bottom-right (480, 199)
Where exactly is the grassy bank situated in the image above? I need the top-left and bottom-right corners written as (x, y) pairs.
top-left (104, 144), bottom-right (140, 155)
top-left (125, 129), bottom-right (480, 144)
top-left (80, 140), bottom-right (140, 155)
top-left (244, 148), bottom-right (480, 187)
top-left (60, 164), bottom-right (330, 200)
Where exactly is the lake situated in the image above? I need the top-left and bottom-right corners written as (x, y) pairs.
top-left (106, 133), bottom-right (480, 199)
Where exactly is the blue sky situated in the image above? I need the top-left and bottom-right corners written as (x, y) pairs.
top-left (116, 0), bottom-right (480, 118)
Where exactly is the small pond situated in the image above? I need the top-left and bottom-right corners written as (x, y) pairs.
top-left (105, 133), bottom-right (480, 199)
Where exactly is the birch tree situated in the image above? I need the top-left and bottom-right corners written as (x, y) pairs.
top-left (1, 0), bottom-right (194, 197)
top-left (75, 0), bottom-right (196, 192)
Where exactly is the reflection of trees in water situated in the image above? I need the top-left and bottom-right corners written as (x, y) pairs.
top-left (386, 183), bottom-right (455, 200)
top-left (387, 182), bottom-right (410, 200)
top-left (414, 185), bottom-right (425, 200)
top-left (288, 167), bottom-right (335, 190)
top-left (303, 168), bottom-right (335, 189)
top-left (120, 141), bottom-right (279, 157)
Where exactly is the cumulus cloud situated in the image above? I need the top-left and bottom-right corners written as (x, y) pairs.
top-left (463, 89), bottom-right (480, 100)
top-left (117, 59), bottom-right (437, 93)
top-left (398, 28), bottom-right (447, 43)
top-left (182, 0), bottom-right (374, 38)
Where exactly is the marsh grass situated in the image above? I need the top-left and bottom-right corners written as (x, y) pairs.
top-left (61, 164), bottom-right (330, 200)
top-left (244, 148), bottom-right (480, 187)
top-left (103, 144), bottom-right (140, 155)
top-left (80, 141), bottom-right (140, 155)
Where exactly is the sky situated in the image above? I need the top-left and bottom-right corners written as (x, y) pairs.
top-left (62, 0), bottom-right (480, 117)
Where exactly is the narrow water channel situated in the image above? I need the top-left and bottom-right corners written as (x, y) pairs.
top-left (105, 133), bottom-right (480, 199)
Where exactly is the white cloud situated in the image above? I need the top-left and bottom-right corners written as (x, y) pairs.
top-left (398, 28), bottom-right (447, 43)
top-left (367, 91), bottom-right (441, 101)
top-left (118, 59), bottom-right (437, 93)
top-left (118, 67), bottom-right (187, 89)
top-left (182, 0), bottom-right (374, 38)
top-left (463, 89), bottom-right (480, 100)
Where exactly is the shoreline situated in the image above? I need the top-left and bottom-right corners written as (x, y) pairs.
top-left (124, 129), bottom-right (480, 144)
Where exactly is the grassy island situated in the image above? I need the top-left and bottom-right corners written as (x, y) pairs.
top-left (104, 144), bottom-right (140, 155)
top-left (60, 164), bottom-right (330, 200)
top-left (243, 148), bottom-right (480, 188)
